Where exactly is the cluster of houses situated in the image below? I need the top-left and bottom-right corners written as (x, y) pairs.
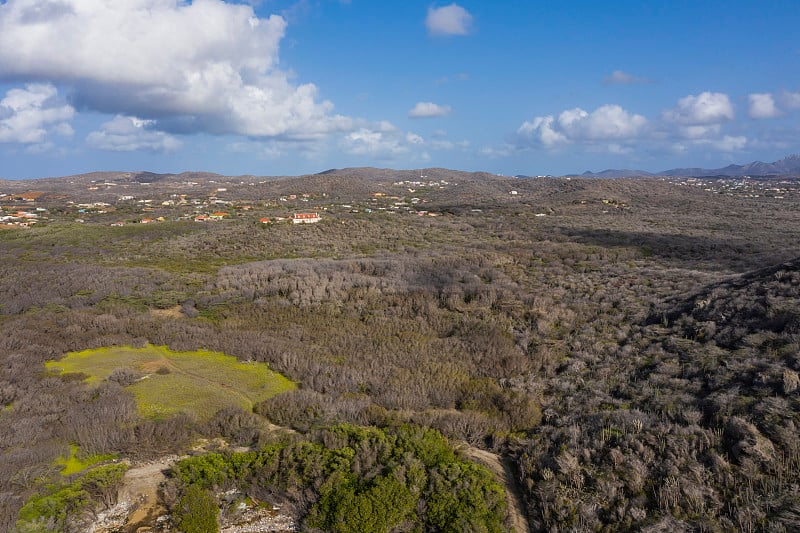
top-left (193, 212), bottom-right (232, 223)
top-left (391, 178), bottom-right (451, 192)
top-left (104, 212), bottom-right (322, 226)
top-left (2, 174), bottom-right (455, 228)
top-left (675, 177), bottom-right (800, 199)
top-left (0, 208), bottom-right (45, 227)
top-left (256, 212), bottom-right (321, 225)
top-left (0, 192), bottom-right (47, 227)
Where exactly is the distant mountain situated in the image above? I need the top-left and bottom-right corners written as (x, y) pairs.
top-left (579, 169), bottom-right (654, 178)
top-left (0, 167), bottom-right (514, 205)
top-left (571, 154), bottom-right (800, 179)
top-left (661, 154), bottom-right (800, 177)
top-left (313, 167), bottom-right (502, 183)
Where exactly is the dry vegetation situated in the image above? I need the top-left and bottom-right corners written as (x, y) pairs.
top-left (1, 170), bottom-right (799, 531)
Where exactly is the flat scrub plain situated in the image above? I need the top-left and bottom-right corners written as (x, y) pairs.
top-left (46, 345), bottom-right (296, 420)
top-left (5, 171), bottom-right (800, 531)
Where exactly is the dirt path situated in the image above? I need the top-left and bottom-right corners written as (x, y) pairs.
top-left (141, 355), bottom-right (258, 412)
top-left (460, 445), bottom-right (531, 533)
top-left (118, 456), bottom-right (178, 532)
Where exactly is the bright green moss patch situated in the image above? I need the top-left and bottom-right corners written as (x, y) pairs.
top-left (55, 444), bottom-right (116, 476)
top-left (46, 345), bottom-right (296, 421)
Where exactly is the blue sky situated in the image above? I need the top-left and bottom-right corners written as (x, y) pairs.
top-left (1, 0), bottom-right (800, 179)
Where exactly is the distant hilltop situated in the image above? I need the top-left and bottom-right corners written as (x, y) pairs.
top-left (573, 154), bottom-right (800, 179)
top-left (4, 155), bottom-right (800, 186)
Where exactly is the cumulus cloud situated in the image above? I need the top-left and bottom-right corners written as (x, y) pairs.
top-left (87, 115), bottom-right (181, 152)
top-left (343, 129), bottom-right (404, 156)
top-left (517, 104), bottom-right (647, 148)
top-left (408, 102), bottom-right (452, 118)
top-left (567, 105), bottom-right (647, 139)
top-left (679, 124), bottom-right (721, 139)
top-left (0, 83), bottom-right (74, 144)
top-left (663, 91), bottom-right (734, 125)
top-left (406, 132), bottom-right (424, 144)
top-left (341, 121), bottom-right (428, 159)
top-left (426, 4), bottom-right (473, 36)
top-left (603, 70), bottom-right (650, 85)
top-left (0, 0), bottom-right (349, 139)
top-left (660, 92), bottom-right (748, 151)
top-left (698, 135), bottom-right (748, 152)
top-left (517, 116), bottom-right (569, 148)
top-left (748, 93), bottom-right (781, 119)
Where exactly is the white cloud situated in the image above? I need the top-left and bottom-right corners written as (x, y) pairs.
top-left (341, 122), bottom-right (429, 159)
top-left (566, 105), bottom-right (647, 139)
top-left (603, 70), bottom-right (649, 85)
top-left (426, 4), bottom-right (473, 36)
top-left (675, 124), bottom-right (721, 140)
top-left (699, 135), bottom-right (748, 152)
top-left (748, 93), bottom-right (781, 119)
top-left (517, 104), bottom-right (646, 148)
top-left (87, 115), bottom-right (181, 152)
top-left (660, 92), bottom-right (748, 150)
top-left (517, 116), bottom-right (569, 147)
top-left (0, 0), bottom-right (350, 139)
top-left (408, 102), bottom-right (452, 118)
top-left (343, 128), bottom-right (408, 157)
top-left (663, 91), bottom-right (734, 125)
top-left (0, 83), bottom-right (74, 144)
top-left (406, 132), bottom-right (424, 144)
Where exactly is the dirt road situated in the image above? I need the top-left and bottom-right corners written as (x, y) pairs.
top-left (118, 456), bottom-right (177, 532)
top-left (460, 445), bottom-right (531, 533)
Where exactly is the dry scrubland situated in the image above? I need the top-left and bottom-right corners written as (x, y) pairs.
top-left (1, 170), bottom-right (800, 531)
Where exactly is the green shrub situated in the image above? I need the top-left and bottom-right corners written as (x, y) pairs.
top-left (173, 484), bottom-right (219, 533)
top-left (16, 463), bottom-right (128, 532)
top-left (172, 424), bottom-right (506, 532)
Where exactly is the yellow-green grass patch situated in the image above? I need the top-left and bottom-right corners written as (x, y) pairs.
top-left (55, 444), bottom-right (116, 476)
top-left (46, 345), bottom-right (296, 421)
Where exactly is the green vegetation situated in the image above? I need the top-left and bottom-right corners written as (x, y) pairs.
top-left (173, 484), bottom-right (220, 533)
top-left (172, 424), bottom-right (506, 532)
top-left (55, 444), bottom-right (116, 476)
top-left (3, 171), bottom-right (800, 530)
top-left (46, 345), bottom-right (296, 420)
top-left (16, 463), bottom-right (127, 532)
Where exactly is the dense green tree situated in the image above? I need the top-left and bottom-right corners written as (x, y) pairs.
top-left (173, 484), bottom-right (219, 533)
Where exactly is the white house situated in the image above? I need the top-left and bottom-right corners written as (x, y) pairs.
top-left (292, 212), bottom-right (321, 224)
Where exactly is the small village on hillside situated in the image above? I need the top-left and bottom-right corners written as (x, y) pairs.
top-left (2, 173), bottom-right (800, 230)
top-left (0, 174), bottom-right (465, 229)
